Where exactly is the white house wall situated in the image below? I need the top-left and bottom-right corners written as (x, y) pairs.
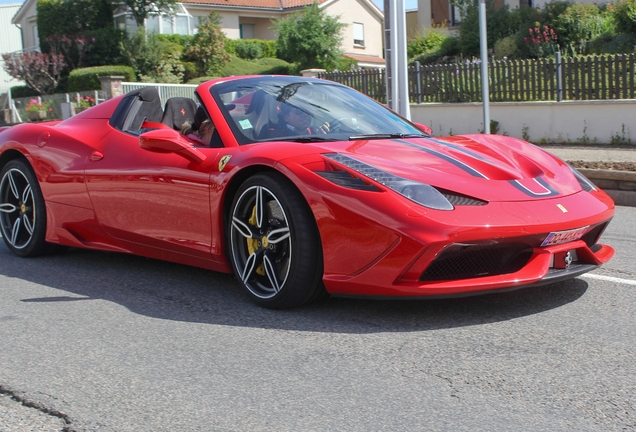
top-left (0, 3), bottom-right (24, 94)
top-left (184, 6), bottom-right (280, 40)
top-left (323, 0), bottom-right (383, 58)
top-left (10, 0), bottom-right (38, 51)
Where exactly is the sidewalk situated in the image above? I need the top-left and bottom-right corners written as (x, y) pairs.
top-left (541, 145), bottom-right (636, 164)
top-left (541, 145), bottom-right (636, 207)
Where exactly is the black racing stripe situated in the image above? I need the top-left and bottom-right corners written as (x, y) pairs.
top-left (395, 139), bottom-right (488, 179)
top-left (509, 177), bottom-right (560, 197)
top-left (426, 137), bottom-right (492, 163)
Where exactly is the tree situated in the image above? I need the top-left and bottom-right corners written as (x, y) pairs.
top-left (2, 51), bottom-right (66, 94)
top-left (273, 3), bottom-right (345, 72)
top-left (117, 0), bottom-right (178, 28)
top-left (37, 0), bottom-right (120, 70)
top-left (183, 13), bottom-right (231, 76)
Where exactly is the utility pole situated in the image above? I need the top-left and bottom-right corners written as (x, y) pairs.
top-left (383, 0), bottom-right (410, 120)
top-left (479, 0), bottom-right (490, 133)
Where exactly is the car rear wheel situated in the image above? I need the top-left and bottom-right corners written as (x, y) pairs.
top-left (228, 172), bottom-right (325, 308)
top-left (0, 159), bottom-right (48, 257)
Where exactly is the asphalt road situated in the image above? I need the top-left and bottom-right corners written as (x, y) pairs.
top-left (0, 207), bottom-right (634, 432)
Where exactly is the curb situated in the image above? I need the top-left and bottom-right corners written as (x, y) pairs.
top-left (578, 169), bottom-right (636, 207)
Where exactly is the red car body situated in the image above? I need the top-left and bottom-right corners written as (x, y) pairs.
top-left (0, 76), bottom-right (614, 307)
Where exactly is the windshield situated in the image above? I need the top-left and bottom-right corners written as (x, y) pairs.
top-left (210, 76), bottom-right (427, 145)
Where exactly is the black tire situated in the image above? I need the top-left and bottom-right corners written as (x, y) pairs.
top-left (0, 159), bottom-right (48, 257)
top-left (228, 172), bottom-right (325, 308)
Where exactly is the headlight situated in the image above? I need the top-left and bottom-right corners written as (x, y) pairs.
top-left (569, 165), bottom-right (597, 192)
top-left (323, 153), bottom-right (454, 210)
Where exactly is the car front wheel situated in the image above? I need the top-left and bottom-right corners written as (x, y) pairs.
top-left (0, 159), bottom-right (48, 257)
top-left (228, 172), bottom-right (325, 308)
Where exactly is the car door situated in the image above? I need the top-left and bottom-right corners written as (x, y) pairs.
top-left (84, 128), bottom-right (215, 259)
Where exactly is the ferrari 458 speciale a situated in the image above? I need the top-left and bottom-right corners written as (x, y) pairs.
top-left (0, 75), bottom-right (614, 308)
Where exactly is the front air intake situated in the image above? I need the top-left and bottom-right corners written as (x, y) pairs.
top-left (420, 242), bottom-right (533, 281)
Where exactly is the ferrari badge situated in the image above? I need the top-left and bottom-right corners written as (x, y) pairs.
top-left (557, 204), bottom-right (568, 213)
top-left (218, 155), bottom-right (232, 172)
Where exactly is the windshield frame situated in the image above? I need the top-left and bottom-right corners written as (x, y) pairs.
top-left (208, 76), bottom-right (429, 146)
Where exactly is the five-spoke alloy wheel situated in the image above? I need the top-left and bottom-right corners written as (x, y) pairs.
top-left (228, 172), bottom-right (324, 308)
top-left (0, 159), bottom-right (48, 257)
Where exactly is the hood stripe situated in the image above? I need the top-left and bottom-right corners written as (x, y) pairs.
top-left (425, 137), bottom-right (492, 163)
top-left (509, 177), bottom-right (560, 197)
top-left (395, 139), bottom-right (489, 179)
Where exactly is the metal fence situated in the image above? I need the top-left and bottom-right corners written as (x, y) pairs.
top-left (5, 83), bottom-right (198, 124)
top-left (320, 53), bottom-right (636, 103)
top-left (121, 82), bottom-right (198, 105)
top-left (11, 90), bottom-right (106, 124)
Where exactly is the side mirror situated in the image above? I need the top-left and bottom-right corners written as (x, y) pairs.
top-left (414, 122), bottom-right (433, 136)
top-left (139, 129), bottom-right (206, 164)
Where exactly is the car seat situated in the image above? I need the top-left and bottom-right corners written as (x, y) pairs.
top-left (161, 97), bottom-right (198, 131)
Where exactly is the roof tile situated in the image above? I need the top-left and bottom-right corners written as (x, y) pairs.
top-left (180, 0), bottom-right (328, 9)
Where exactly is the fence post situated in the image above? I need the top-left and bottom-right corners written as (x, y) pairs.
top-left (415, 61), bottom-right (422, 104)
top-left (556, 51), bottom-right (563, 102)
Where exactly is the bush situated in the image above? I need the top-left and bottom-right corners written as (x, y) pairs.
top-left (225, 39), bottom-right (277, 59)
top-left (67, 65), bottom-right (135, 91)
top-left (494, 36), bottom-right (519, 59)
top-left (273, 3), bottom-right (345, 71)
top-left (9, 86), bottom-right (41, 98)
top-left (37, 0), bottom-right (114, 43)
top-left (225, 39), bottom-right (276, 58)
top-left (411, 36), bottom-right (460, 65)
top-left (157, 34), bottom-right (195, 49)
top-left (552, 3), bottom-right (609, 54)
top-left (458, 1), bottom-right (518, 57)
top-left (331, 55), bottom-right (358, 72)
top-left (218, 55), bottom-right (293, 77)
top-left (590, 32), bottom-right (636, 53)
top-left (181, 61), bottom-right (200, 83)
top-left (612, 0), bottom-right (636, 34)
top-left (407, 30), bottom-right (447, 59)
top-left (84, 27), bottom-right (127, 67)
top-left (234, 41), bottom-right (263, 60)
top-left (120, 29), bottom-right (164, 80)
top-left (183, 12), bottom-right (231, 76)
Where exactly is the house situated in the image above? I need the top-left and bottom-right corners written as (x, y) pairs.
top-left (417, 0), bottom-right (521, 29)
top-left (415, 0), bottom-right (606, 30)
top-left (11, 0), bottom-right (385, 69)
top-left (0, 3), bottom-right (25, 94)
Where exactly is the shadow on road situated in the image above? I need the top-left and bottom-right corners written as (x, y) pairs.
top-left (0, 246), bottom-right (588, 334)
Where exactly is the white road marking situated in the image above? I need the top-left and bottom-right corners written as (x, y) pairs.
top-left (582, 273), bottom-right (636, 286)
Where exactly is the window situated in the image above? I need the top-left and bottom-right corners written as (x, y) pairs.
top-left (240, 24), bottom-right (254, 39)
top-left (32, 25), bottom-right (39, 49)
top-left (146, 16), bottom-right (159, 33)
top-left (353, 22), bottom-right (364, 46)
top-left (113, 4), bottom-right (194, 35)
top-left (450, 5), bottom-right (461, 25)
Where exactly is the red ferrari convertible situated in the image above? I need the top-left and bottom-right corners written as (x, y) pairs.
top-left (0, 75), bottom-right (614, 308)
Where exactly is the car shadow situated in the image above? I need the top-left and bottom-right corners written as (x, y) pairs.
top-left (0, 246), bottom-right (589, 334)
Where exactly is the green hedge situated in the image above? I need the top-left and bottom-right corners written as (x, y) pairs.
top-left (218, 56), bottom-right (292, 77)
top-left (37, 0), bottom-right (114, 47)
top-left (225, 39), bottom-right (277, 59)
top-left (10, 86), bottom-right (41, 98)
top-left (68, 66), bottom-right (136, 92)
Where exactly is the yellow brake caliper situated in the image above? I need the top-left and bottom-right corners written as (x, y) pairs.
top-left (247, 206), bottom-right (265, 275)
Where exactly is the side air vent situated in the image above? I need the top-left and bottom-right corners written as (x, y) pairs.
top-left (316, 171), bottom-right (379, 191)
top-left (437, 188), bottom-right (488, 206)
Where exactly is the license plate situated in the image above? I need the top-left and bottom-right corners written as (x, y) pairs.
top-left (541, 226), bottom-right (589, 246)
